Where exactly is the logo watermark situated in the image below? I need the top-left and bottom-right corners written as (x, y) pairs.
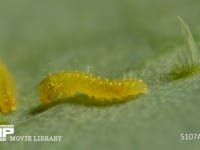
top-left (0, 125), bottom-right (62, 142)
top-left (0, 125), bottom-right (14, 141)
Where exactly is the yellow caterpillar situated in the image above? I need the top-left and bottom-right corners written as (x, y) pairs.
top-left (38, 70), bottom-right (147, 103)
top-left (0, 62), bottom-right (17, 113)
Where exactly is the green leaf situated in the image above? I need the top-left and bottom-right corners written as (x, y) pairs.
top-left (1, 1), bottom-right (200, 150)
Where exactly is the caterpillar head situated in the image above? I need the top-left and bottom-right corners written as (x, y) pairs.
top-left (38, 76), bottom-right (60, 103)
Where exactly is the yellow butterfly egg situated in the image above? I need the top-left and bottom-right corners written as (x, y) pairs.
top-left (0, 62), bottom-right (17, 113)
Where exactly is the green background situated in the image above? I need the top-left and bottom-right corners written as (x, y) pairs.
top-left (1, 0), bottom-right (200, 149)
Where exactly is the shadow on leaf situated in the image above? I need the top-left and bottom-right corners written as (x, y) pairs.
top-left (30, 94), bottom-right (140, 115)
